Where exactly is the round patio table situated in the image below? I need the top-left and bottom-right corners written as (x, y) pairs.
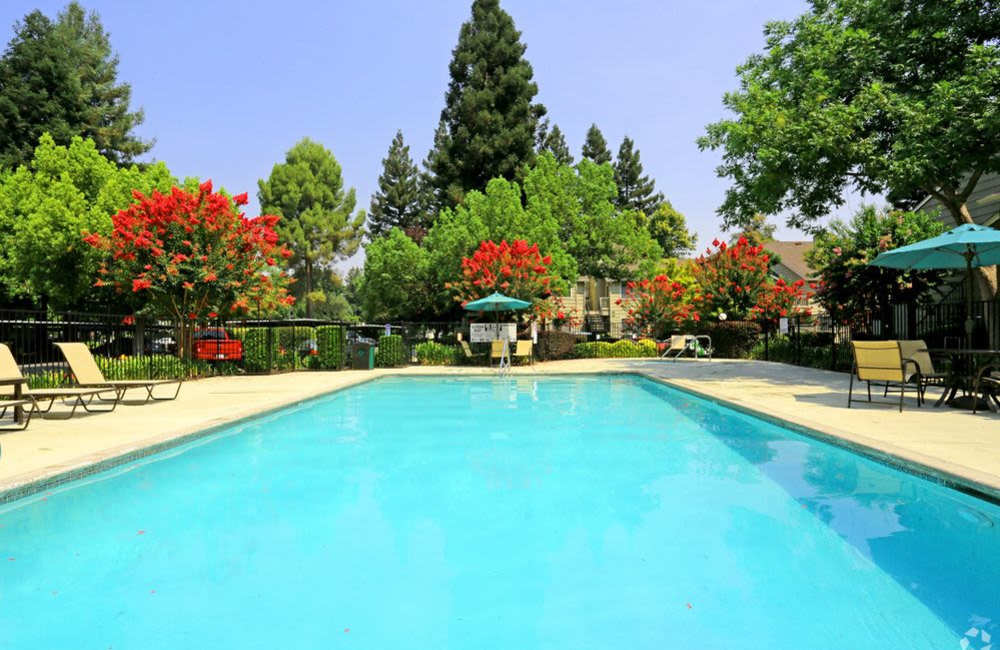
top-left (928, 348), bottom-right (1000, 412)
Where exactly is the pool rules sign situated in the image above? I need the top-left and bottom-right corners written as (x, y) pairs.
top-left (470, 323), bottom-right (516, 342)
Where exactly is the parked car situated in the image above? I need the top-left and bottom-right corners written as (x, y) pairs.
top-left (144, 336), bottom-right (176, 355)
top-left (192, 328), bottom-right (243, 361)
top-left (346, 330), bottom-right (376, 346)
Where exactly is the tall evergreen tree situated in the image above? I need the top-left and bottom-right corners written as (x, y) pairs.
top-left (258, 138), bottom-right (365, 318)
top-left (425, 0), bottom-right (546, 207)
top-left (537, 120), bottom-right (573, 165)
top-left (581, 124), bottom-right (611, 165)
top-left (613, 135), bottom-right (663, 214)
top-left (0, 2), bottom-right (150, 169)
top-left (368, 130), bottom-right (426, 239)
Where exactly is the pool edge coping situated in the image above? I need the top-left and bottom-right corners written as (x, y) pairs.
top-left (637, 372), bottom-right (1000, 505)
top-left (0, 373), bottom-right (385, 505)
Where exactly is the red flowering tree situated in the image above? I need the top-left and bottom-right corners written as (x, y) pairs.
top-left (447, 240), bottom-right (556, 319)
top-left (692, 237), bottom-right (774, 319)
top-left (619, 275), bottom-right (700, 338)
top-left (84, 181), bottom-right (294, 357)
top-left (749, 277), bottom-right (812, 323)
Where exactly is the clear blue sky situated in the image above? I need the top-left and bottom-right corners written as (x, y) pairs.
top-left (2, 0), bottom-right (870, 267)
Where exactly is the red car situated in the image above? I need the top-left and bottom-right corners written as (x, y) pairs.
top-left (192, 327), bottom-right (243, 361)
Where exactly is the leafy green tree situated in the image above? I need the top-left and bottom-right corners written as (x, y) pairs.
top-left (581, 124), bottom-right (611, 164)
top-left (537, 120), bottom-right (573, 165)
top-left (0, 3), bottom-right (150, 169)
top-left (258, 138), bottom-right (365, 317)
top-left (368, 130), bottom-right (427, 239)
top-left (644, 201), bottom-right (696, 258)
top-left (728, 212), bottom-right (777, 247)
top-left (699, 0), bottom-right (1000, 296)
top-left (0, 134), bottom-right (173, 309)
top-left (613, 136), bottom-right (663, 214)
top-left (362, 228), bottom-right (433, 321)
top-left (807, 206), bottom-right (946, 327)
top-left (424, 0), bottom-right (546, 207)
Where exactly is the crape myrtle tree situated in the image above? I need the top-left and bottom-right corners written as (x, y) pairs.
top-left (84, 181), bottom-right (295, 357)
top-left (613, 135), bottom-right (663, 215)
top-left (699, 0), bottom-right (1000, 297)
top-left (367, 130), bottom-right (428, 240)
top-left (806, 205), bottom-right (945, 328)
top-left (0, 134), bottom-right (173, 310)
top-left (425, 0), bottom-right (547, 207)
top-left (258, 138), bottom-right (365, 317)
top-left (0, 2), bottom-right (151, 169)
top-left (581, 124), bottom-right (611, 165)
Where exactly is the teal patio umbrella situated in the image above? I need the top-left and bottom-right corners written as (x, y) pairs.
top-left (463, 291), bottom-right (532, 312)
top-left (871, 223), bottom-right (1000, 342)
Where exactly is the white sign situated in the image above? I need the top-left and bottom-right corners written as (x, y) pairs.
top-left (470, 322), bottom-right (517, 343)
top-left (779, 317), bottom-right (789, 334)
top-left (384, 324), bottom-right (391, 337)
top-left (530, 321), bottom-right (538, 344)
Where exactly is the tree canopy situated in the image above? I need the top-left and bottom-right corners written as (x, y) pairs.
top-left (424, 0), bottom-right (546, 207)
top-left (699, 0), bottom-right (1000, 294)
top-left (0, 134), bottom-right (173, 309)
top-left (257, 138), bottom-right (365, 317)
top-left (537, 121), bottom-right (573, 165)
top-left (613, 135), bottom-right (663, 215)
top-left (0, 2), bottom-right (150, 169)
top-left (367, 130), bottom-right (427, 239)
top-left (581, 124), bottom-right (611, 165)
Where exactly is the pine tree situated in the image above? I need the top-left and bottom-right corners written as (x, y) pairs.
top-left (537, 121), bottom-right (573, 165)
top-left (0, 3), bottom-right (150, 169)
top-left (368, 130), bottom-right (426, 239)
top-left (425, 0), bottom-right (546, 207)
top-left (581, 124), bottom-right (611, 165)
top-left (258, 138), bottom-right (365, 318)
top-left (613, 136), bottom-right (663, 214)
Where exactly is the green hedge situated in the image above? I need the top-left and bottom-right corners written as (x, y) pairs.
top-left (415, 341), bottom-right (461, 365)
top-left (375, 334), bottom-right (406, 367)
top-left (749, 334), bottom-right (850, 371)
top-left (25, 354), bottom-right (217, 389)
top-left (232, 326), bottom-right (319, 373)
top-left (316, 325), bottom-right (346, 369)
top-left (574, 339), bottom-right (658, 358)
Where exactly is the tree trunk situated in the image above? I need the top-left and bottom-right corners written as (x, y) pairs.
top-left (951, 202), bottom-right (998, 299)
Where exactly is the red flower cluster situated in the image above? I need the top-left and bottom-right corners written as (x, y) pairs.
top-left (448, 240), bottom-right (555, 318)
top-left (620, 275), bottom-right (700, 335)
top-left (84, 180), bottom-right (295, 323)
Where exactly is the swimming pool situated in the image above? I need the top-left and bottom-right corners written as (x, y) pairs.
top-left (0, 374), bottom-right (996, 648)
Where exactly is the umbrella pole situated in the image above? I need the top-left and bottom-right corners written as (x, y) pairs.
top-left (965, 250), bottom-right (974, 348)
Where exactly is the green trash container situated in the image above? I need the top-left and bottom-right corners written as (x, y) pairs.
top-left (350, 342), bottom-right (375, 369)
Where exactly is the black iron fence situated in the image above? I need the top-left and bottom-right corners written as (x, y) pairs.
top-left (0, 299), bottom-right (994, 384)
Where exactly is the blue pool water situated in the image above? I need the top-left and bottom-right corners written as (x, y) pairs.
top-left (0, 375), bottom-right (997, 649)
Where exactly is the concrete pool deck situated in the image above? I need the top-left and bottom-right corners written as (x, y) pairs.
top-left (0, 359), bottom-right (998, 502)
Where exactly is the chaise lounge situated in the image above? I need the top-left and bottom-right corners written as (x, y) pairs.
top-left (0, 343), bottom-right (117, 422)
top-left (55, 342), bottom-right (183, 403)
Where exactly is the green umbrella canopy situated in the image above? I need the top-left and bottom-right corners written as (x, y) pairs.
top-left (870, 223), bottom-right (1000, 343)
top-left (463, 291), bottom-right (532, 312)
top-left (870, 224), bottom-right (1000, 270)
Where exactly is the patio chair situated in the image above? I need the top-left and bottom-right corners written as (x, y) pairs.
top-left (460, 340), bottom-right (487, 365)
top-left (848, 340), bottom-right (921, 412)
top-left (55, 342), bottom-right (182, 403)
top-left (490, 340), bottom-right (505, 366)
top-left (661, 334), bottom-right (713, 361)
top-left (514, 340), bottom-right (534, 365)
top-left (0, 343), bottom-right (117, 419)
top-left (882, 341), bottom-right (948, 404)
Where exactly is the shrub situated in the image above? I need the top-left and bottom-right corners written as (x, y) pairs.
top-left (236, 328), bottom-right (272, 372)
top-left (415, 341), bottom-right (461, 365)
top-left (535, 330), bottom-right (584, 360)
top-left (232, 326), bottom-right (317, 372)
top-left (375, 334), bottom-right (406, 367)
top-left (316, 325), bottom-right (346, 369)
top-left (573, 339), bottom-right (658, 358)
top-left (701, 321), bottom-right (761, 358)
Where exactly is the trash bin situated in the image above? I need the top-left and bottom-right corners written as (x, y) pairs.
top-left (350, 342), bottom-right (375, 370)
